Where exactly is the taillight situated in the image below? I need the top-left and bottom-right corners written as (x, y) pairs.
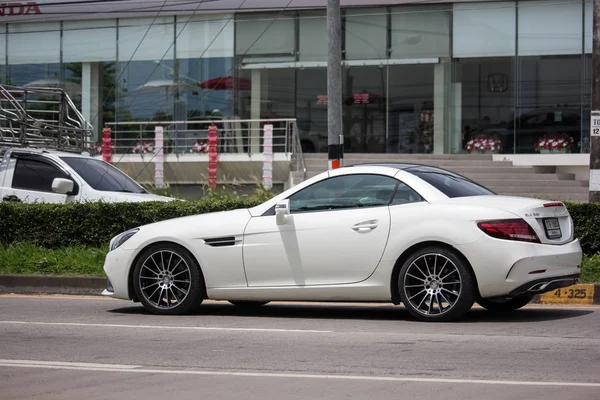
top-left (477, 219), bottom-right (540, 243)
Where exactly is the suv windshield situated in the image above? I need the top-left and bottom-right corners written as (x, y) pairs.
top-left (406, 166), bottom-right (495, 198)
top-left (61, 157), bottom-right (146, 194)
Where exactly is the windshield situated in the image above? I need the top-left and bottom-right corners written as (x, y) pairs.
top-left (61, 157), bottom-right (146, 194)
top-left (407, 166), bottom-right (495, 198)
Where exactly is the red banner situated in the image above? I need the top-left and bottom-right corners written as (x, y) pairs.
top-left (207, 125), bottom-right (218, 190)
top-left (101, 127), bottom-right (112, 163)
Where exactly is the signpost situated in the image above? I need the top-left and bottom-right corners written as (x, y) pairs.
top-left (208, 125), bottom-right (219, 190)
top-left (263, 124), bottom-right (273, 190)
top-left (101, 127), bottom-right (112, 163)
top-left (154, 126), bottom-right (164, 189)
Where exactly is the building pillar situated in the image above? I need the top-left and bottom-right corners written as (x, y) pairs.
top-left (250, 68), bottom-right (262, 154)
top-left (82, 62), bottom-right (102, 141)
top-left (433, 62), bottom-right (447, 154)
top-left (452, 82), bottom-right (463, 154)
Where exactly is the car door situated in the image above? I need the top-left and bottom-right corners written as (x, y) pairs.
top-left (242, 173), bottom-right (397, 287)
top-left (2, 155), bottom-right (76, 204)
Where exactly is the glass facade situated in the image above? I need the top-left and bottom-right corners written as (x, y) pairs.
top-left (0, 1), bottom-right (593, 154)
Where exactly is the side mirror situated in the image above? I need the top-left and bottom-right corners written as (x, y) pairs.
top-left (275, 199), bottom-right (290, 225)
top-left (52, 178), bottom-right (74, 195)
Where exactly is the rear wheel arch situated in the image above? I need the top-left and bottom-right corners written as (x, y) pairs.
top-left (390, 241), bottom-right (480, 305)
top-left (127, 240), bottom-right (208, 302)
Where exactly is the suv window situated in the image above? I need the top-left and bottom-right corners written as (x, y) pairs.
top-left (12, 158), bottom-right (70, 193)
top-left (289, 174), bottom-right (398, 213)
top-left (407, 167), bottom-right (494, 198)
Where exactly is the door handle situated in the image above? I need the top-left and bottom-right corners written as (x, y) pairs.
top-left (2, 195), bottom-right (21, 203)
top-left (352, 221), bottom-right (378, 232)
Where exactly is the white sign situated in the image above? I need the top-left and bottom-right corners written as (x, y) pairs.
top-left (591, 110), bottom-right (600, 137)
top-left (154, 126), bottom-right (165, 189)
top-left (262, 124), bottom-right (273, 190)
top-left (590, 169), bottom-right (600, 192)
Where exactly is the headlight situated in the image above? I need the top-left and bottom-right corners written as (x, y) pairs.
top-left (109, 228), bottom-right (139, 251)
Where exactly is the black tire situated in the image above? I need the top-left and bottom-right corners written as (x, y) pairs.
top-left (398, 246), bottom-right (475, 322)
top-left (477, 294), bottom-right (534, 312)
top-left (228, 300), bottom-right (270, 308)
top-left (133, 243), bottom-right (205, 315)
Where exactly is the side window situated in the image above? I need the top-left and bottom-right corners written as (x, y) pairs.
top-left (390, 182), bottom-right (423, 205)
top-left (289, 174), bottom-right (398, 213)
top-left (12, 158), bottom-right (69, 193)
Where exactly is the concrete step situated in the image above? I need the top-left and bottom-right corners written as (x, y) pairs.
top-left (302, 153), bottom-right (494, 161)
top-left (482, 180), bottom-right (586, 188)
top-left (461, 172), bottom-right (576, 181)
top-left (304, 160), bottom-right (515, 169)
top-left (493, 193), bottom-right (590, 202)
top-left (489, 186), bottom-right (589, 194)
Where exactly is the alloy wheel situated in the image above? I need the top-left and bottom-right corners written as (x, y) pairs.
top-left (402, 253), bottom-right (463, 316)
top-left (138, 250), bottom-right (192, 310)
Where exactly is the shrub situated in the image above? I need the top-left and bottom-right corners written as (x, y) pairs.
top-left (0, 198), bottom-right (264, 249)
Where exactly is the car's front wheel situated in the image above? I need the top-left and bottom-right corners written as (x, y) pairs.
top-left (398, 247), bottom-right (475, 322)
top-left (133, 243), bottom-right (205, 315)
top-left (477, 294), bottom-right (534, 312)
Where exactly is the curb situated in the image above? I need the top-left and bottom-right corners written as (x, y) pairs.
top-left (532, 283), bottom-right (600, 305)
top-left (0, 275), bottom-right (106, 296)
top-left (1, 275), bottom-right (599, 305)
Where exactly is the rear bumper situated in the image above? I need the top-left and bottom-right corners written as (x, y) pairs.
top-left (509, 273), bottom-right (580, 297)
top-left (455, 237), bottom-right (582, 298)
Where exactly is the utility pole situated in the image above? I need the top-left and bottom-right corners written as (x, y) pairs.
top-left (327, 0), bottom-right (343, 170)
top-left (590, 0), bottom-right (600, 202)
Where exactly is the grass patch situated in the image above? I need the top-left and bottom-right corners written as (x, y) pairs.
top-left (0, 243), bottom-right (599, 283)
top-left (0, 243), bottom-right (106, 277)
top-left (581, 253), bottom-right (600, 283)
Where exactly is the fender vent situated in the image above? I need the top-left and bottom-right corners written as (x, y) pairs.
top-left (204, 236), bottom-right (237, 247)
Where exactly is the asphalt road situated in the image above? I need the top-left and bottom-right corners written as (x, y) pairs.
top-left (0, 295), bottom-right (599, 400)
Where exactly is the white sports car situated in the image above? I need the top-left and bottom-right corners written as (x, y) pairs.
top-left (103, 164), bottom-right (582, 322)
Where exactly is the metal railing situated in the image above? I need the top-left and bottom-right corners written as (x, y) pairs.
top-left (104, 118), bottom-right (300, 156)
top-left (0, 84), bottom-right (92, 152)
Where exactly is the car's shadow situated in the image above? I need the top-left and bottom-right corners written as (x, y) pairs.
top-left (108, 301), bottom-right (594, 323)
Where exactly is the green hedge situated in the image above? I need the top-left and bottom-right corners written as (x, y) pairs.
top-left (0, 199), bottom-right (599, 255)
top-left (0, 199), bottom-right (262, 249)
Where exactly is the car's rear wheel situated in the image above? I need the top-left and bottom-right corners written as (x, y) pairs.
top-left (228, 300), bottom-right (270, 308)
top-left (477, 294), bottom-right (534, 312)
top-left (133, 243), bottom-right (204, 315)
top-left (398, 247), bottom-right (475, 322)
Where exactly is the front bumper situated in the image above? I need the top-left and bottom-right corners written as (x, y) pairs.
top-left (102, 247), bottom-right (136, 300)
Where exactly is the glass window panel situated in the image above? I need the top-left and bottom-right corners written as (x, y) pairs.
top-left (585, 0), bottom-right (592, 54)
top-left (453, 58), bottom-right (515, 154)
top-left (235, 12), bottom-right (295, 55)
top-left (453, 2), bottom-right (516, 58)
top-left (516, 56), bottom-right (583, 153)
top-left (345, 8), bottom-right (387, 60)
top-left (118, 17), bottom-right (174, 62)
top-left (391, 6), bottom-right (450, 59)
top-left (299, 11), bottom-right (327, 62)
top-left (0, 24), bottom-right (5, 66)
top-left (8, 22), bottom-right (59, 64)
top-left (518, 0), bottom-right (582, 56)
top-left (296, 68), bottom-right (328, 152)
top-left (63, 20), bottom-right (117, 63)
top-left (177, 14), bottom-right (234, 59)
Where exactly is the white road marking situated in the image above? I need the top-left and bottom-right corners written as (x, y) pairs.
top-left (0, 359), bottom-right (598, 387)
top-left (0, 320), bottom-right (332, 333)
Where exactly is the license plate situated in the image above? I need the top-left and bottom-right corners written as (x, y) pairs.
top-left (544, 218), bottom-right (562, 239)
